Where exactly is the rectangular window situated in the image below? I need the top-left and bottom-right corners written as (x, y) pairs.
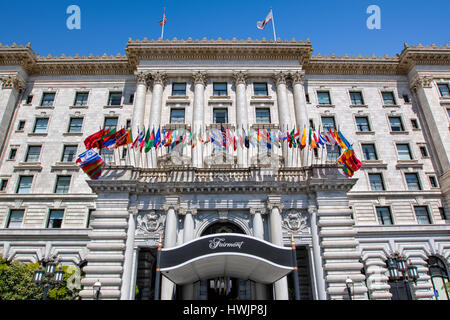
top-left (122, 148), bottom-right (127, 159)
top-left (382, 92), bottom-right (396, 105)
top-left (108, 92), bottom-right (122, 106)
top-left (356, 117), bottom-right (370, 132)
top-left (47, 209), bottom-right (64, 228)
top-left (172, 83), bottom-right (186, 96)
top-left (321, 116), bottom-right (336, 132)
top-left (411, 119), bottom-right (419, 129)
top-left (397, 144), bottom-right (413, 160)
top-left (6, 210), bottom-right (24, 228)
top-left (419, 146), bottom-right (429, 157)
top-left (8, 148), bottom-right (17, 160)
top-left (0, 179), bottom-right (8, 191)
top-left (439, 207), bottom-right (447, 221)
top-left (317, 91), bottom-right (331, 105)
top-left (33, 118), bottom-right (48, 133)
top-left (326, 145), bottom-right (340, 161)
top-left (362, 144), bottom-right (378, 160)
top-left (213, 108), bottom-right (228, 124)
top-left (350, 91), bottom-right (364, 105)
top-left (55, 176), bottom-right (71, 194)
top-left (25, 146), bottom-right (41, 162)
top-left (253, 83), bottom-right (268, 96)
top-left (126, 119), bottom-right (131, 129)
top-left (369, 173), bottom-right (385, 190)
top-left (438, 84), bottom-right (450, 97)
top-left (100, 148), bottom-right (114, 163)
top-left (255, 108), bottom-right (271, 123)
top-left (26, 95), bottom-right (33, 104)
top-left (389, 117), bottom-right (404, 132)
top-left (403, 94), bottom-right (410, 103)
top-left (129, 94), bottom-right (134, 104)
top-left (213, 83), bottom-right (227, 96)
top-left (61, 145), bottom-right (77, 162)
top-left (16, 176), bottom-right (32, 194)
top-left (170, 109), bottom-right (185, 124)
top-left (74, 92), bottom-right (89, 106)
top-left (17, 120), bottom-right (26, 131)
top-left (376, 207), bottom-right (393, 225)
top-left (305, 93), bottom-right (310, 103)
top-left (429, 176), bottom-right (439, 188)
top-left (405, 173), bottom-right (421, 190)
top-left (309, 119), bottom-right (315, 130)
top-left (41, 93), bottom-right (55, 107)
top-left (414, 206), bottom-right (431, 224)
top-left (87, 209), bottom-right (95, 228)
top-left (104, 117), bottom-right (118, 131)
top-left (68, 118), bottom-right (83, 133)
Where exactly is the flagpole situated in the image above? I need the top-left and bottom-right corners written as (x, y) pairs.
top-left (161, 7), bottom-right (166, 40)
top-left (271, 7), bottom-right (277, 41)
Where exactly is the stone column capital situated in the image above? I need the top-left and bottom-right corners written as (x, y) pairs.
top-left (267, 195), bottom-right (284, 211)
top-left (250, 207), bottom-right (267, 215)
top-left (410, 75), bottom-right (433, 92)
top-left (150, 71), bottom-right (168, 86)
top-left (1, 75), bottom-right (25, 92)
top-left (290, 71), bottom-right (305, 86)
top-left (128, 207), bottom-right (139, 216)
top-left (232, 71), bottom-right (248, 86)
top-left (134, 71), bottom-right (151, 86)
top-left (192, 71), bottom-right (207, 86)
top-left (163, 196), bottom-right (180, 212)
top-left (179, 207), bottom-right (197, 216)
top-left (273, 71), bottom-right (289, 86)
top-left (307, 205), bottom-right (317, 215)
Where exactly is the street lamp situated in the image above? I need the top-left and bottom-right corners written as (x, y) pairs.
top-left (33, 259), bottom-right (65, 300)
top-left (93, 280), bottom-right (102, 300)
top-left (386, 254), bottom-right (419, 300)
top-left (345, 278), bottom-right (354, 300)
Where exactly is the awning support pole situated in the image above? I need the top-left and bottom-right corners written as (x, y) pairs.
top-left (290, 234), bottom-right (301, 300)
top-left (154, 234), bottom-right (162, 300)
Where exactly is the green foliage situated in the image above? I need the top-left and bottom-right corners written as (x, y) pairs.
top-left (0, 255), bottom-right (80, 300)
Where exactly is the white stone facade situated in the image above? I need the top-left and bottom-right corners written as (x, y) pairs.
top-left (0, 39), bottom-right (449, 300)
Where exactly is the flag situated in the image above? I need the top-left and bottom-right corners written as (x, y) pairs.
top-left (334, 129), bottom-right (348, 150)
top-left (154, 128), bottom-right (161, 148)
top-left (220, 125), bottom-right (227, 148)
top-left (145, 129), bottom-right (155, 152)
top-left (309, 128), bottom-right (317, 150)
top-left (115, 129), bottom-right (132, 148)
top-left (256, 9), bottom-right (273, 30)
top-left (132, 130), bottom-right (143, 149)
top-left (243, 127), bottom-right (249, 148)
top-left (84, 129), bottom-right (108, 149)
top-left (164, 129), bottom-right (172, 147)
top-left (337, 130), bottom-right (353, 151)
top-left (76, 149), bottom-right (104, 180)
top-left (103, 128), bottom-right (126, 150)
top-left (300, 128), bottom-right (307, 150)
top-left (318, 131), bottom-right (328, 147)
top-left (96, 128), bottom-right (116, 149)
top-left (158, 13), bottom-right (167, 26)
top-left (267, 129), bottom-right (272, 150)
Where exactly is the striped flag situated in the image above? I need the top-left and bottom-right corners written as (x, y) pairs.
top-left (256, 9), bottom-right (273, 30)
top-left (76, 149), bottom-right (104, 180)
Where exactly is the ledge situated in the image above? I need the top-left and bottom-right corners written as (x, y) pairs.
top-left (69, 105), bottom-right (89, 109)
top-left (355, 224), bottom-right (450, 236)
top-left (349, 104), bottom-right (368, 108)
top-left (207, 123), bottom-right (235, 129)
top-left (251, 123), bottom-right (279, 129)
top-left (168, 95), bottom-right (189, 99)
top-left (27, 133), bottom-right (47, 137)
top-left (251, 96), bottom-right (272, 99)
top-left (348, 190), bottom-right (442, 198)
top-left (390, 131), bottom-right (409, 135)
top-left (0, 193), bottom-right (96, 200)
top-left (210, 95), bottom-right (231, 99)
top-left (14, 163), bottom-right (42, 172)
top-left (316, 104), bottom-right (335, 108)
top-left (0, 228), bottom-right (90, 239)
top-left (35, 106), bottom-right (54, 110)
top-left (355, 131), bottom-right (375, 135)
top-left (382, 104), bottom-right (400, 108)
top-left (62, 132), bottom-right (83, 137)
top-left (103, 105), bottom-right (123, 109)
top-left (395, 160), bottom-right (423, 169)
top-left (51, 163), bottom-right (80, 172)
top-left (250, 99), bottom-right (274, 105)
top-left (208, 98), bottom-right (232, 105)
top-left (162, 123), bottom-right (191, 130)
top-left (361, 160), bottom-right (387, 169)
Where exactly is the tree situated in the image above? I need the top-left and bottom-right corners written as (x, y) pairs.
top-left (0, 255), bottom-right (80, 300)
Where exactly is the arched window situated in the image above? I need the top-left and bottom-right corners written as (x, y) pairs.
top-left (428, 256), bottom-right (450, 300)
top-left (201, 222), bottom-right (245, 236)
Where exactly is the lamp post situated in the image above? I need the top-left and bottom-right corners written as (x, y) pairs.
top-left (93, 280), bottom-right (102, 300)
top-left (33, 259), bottom-right (65, 300)
top-left (386, 254), bottom-right (419, 300)
top-left (345, 278), bottom-right (354, 300)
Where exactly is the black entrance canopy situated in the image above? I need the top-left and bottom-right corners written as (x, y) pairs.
top-left (159, 233), bottom-right (295, 285)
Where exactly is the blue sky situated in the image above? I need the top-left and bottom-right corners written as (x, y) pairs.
top-left (0, 0), bottom-right (448, 57)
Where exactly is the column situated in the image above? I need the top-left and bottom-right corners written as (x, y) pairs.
top-left (120, 208), bottom-right (137, 300)
top-left (131, 72), bottom-right (149, 167)
top-left (273, 72), bottom-right (292, 167)
top-left (192, 72), bottom-right (207, 168)
top-left (0, 75), bottom-right (25, 155)
top-left (161, 196), bottom-right (179, 300)
top-left (267, 196), bottom-right (289, 300)
top-left (149, 72), bottom-right (167, 168)
top-left (182, 208), bottom-right (196, 300)
top-left (250, 208), bottom-right (267, 300)
top-left (233, 71), bottom-right (249, 167)
top-left (291, 71), bottom-right (309, 167)
top-left (307, 197), bottom-right (327, 300)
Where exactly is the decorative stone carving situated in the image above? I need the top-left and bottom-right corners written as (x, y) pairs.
top-left (411, 76), bottom-right (433, 90)
top-left (232, 71), bottom-right (247, 86)
top-left (282, 209), bottom-right (309, 233)
top-left (135, 71), bottom-right (150, 86)
top-left (273, 71), bottom-right (289, 86)
top-left (192, 71), bottom-right (207, 86)
top-left (249, 207), bottom-right (267, 215)
top-left (136, 211), bottom-right (164, 234)
top-left (150, 71), bottom-right (167, 86)
top-left (1, 76), bottom-right (25, 91)
top-left (157, 152), bottom-right (192, 167)
top-left (290, 71), bottom-right (305, 85)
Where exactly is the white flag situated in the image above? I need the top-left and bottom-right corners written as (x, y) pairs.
top-left (257, 9), bottom-right (273, 30)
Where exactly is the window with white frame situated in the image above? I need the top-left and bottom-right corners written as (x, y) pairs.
top-left (414, 206), bottom-right (431, 224)
top-left (33, 118), bottom-right (48, 133)
top-left (382, 91), bottom-right (396, 105)
top-left (405, 173), bottom-right (421, 190)
top-left (396, 144), bottom-right (413, 160)
top-left (438, 83), bottom-right (450, 97)
top-left (16, 176), bottom-right (33, 194)
top-left (376, 207), bottom-right (393, 225)
top-left (6, 209), bottom-right (24, 228)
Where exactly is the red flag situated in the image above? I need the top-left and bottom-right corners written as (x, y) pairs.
top-left (84, 129), bottom-right (107, 149)
top-left (158, 13), bottom-right (167, 26)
